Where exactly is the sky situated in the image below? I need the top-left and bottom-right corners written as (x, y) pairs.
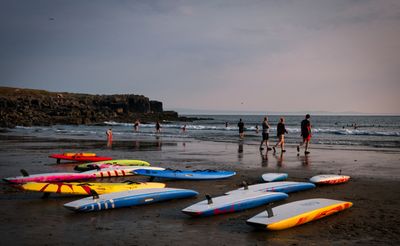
top-left (0, 0), bottom-right (399, 114)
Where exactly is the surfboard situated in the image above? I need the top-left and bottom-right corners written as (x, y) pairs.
top-left (310, 175), bottom-right (350, 184)
top-left (74, 159), bottom-right (151, 171)
top-left (182, 191), bottom-right (288, 217)
top-left (262, 173), bottom-right (288, 182)
top-left (49, 153), bottom-right (113, 163)
top-left (19, 181), bottom-right (166, 195)
top-left (225, 181), bottom-right (316, 195)
top-left (133, 169), bottom-right (236, 180)
top-left (246, 198), bottom-right (353, 230)
top-left (81, 166), bottom-right (165, 178)
top-left (3, 170), bottom-right (97, 184)
top-left (64, 188), bottom-right (198, 212)
top-left (63, 152), bottom-right (96, 157)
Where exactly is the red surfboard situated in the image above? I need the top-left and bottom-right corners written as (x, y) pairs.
top-left (49, 153), bottom-right (113, 163)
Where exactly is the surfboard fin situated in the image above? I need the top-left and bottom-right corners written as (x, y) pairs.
top-left (205, 194), bottom-right (213, 204)
top-left (20, 169), bottom-right (29, 177)
top-left (266, 207), bottom-right (274, 218)
top-left (90, 189), bottom-right (99, 199)
top-left (123, 180), bottom-right (141, 184)
top-left (42, 192), bottom-right (51, 199)
top-left (242, 181), bottom-right (249, 190)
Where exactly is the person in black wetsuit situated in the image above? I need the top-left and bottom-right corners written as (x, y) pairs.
top-left (297, 114), bottom-right (312, 155)
top-left (238, 118), bottom-right (245, 139)
top-left (259, 116), bottom-right (272, 151)
top-left (273, 117), bottom-right (288, 153)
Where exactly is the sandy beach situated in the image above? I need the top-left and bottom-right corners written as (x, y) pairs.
top-left (0, 134), bottom-right (400, 245)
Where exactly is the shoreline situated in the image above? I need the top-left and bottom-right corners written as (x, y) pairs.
top-left (0, 134), bottom-right (400, 245)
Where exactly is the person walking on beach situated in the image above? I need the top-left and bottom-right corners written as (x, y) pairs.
top-left (259, 117), bottom-right (272, 151)
top-left (273, 117), bottom-right (288, 153)
top-left (134, 120), bottom-right (140, 132)
top-left (238, 118), bottom-right (245, 139)
top-left (155, 121), bottom-right (161, 133)
top-left (106, 128), bottom-right (113, 141)
top-left (182, 124), bottom-right (187, 133)
top-left (297, 114), bottom-right (312, 155)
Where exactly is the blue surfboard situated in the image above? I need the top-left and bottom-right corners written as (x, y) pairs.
top-left (133, 169), bottom-right (236, 180)
top-left (64, 188), bottom-right (198, 212)
top-left (182, 191), bottom-right (288, 217)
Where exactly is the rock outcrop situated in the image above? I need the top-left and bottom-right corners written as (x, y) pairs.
top-left (0, 87), bottom-right (179, 128)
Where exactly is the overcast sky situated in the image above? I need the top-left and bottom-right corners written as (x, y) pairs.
top-left (0, 0), bottom-right (399, 114)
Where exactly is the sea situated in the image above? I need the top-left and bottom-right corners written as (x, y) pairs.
top-left (5, 115), bottom-right (400, 149)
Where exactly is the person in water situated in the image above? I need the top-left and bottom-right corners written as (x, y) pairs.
top-left (273, 117), bottom-right (288, 153)
top-left (297, 114), bottom-right (312, 155)
top-left (106, 128), bottom-right (113, 141)
top-left (134, 120), bottom-right (140, 132)
top-left (237, 118), bottom-right (245, 139)
top-left (155, 121), bottom-right (161, 133)
top-left (259, 117), bottom-right (272, 151)
top-left (182, 124), bottom-right (187, 133)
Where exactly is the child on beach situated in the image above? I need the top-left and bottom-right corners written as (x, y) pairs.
top-left (238, 118), bottom-right (245, 139)
top-left (297, 114), bottom-right (312, 154)
top-left (259, 117), bottom-right (272, 151)
top-left (273, 117), bottom-right (288, 153)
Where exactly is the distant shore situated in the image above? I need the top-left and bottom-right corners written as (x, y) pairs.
top-left (0, 132), bottom-right (399, 245)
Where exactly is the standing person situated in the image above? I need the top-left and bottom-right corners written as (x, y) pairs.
top-left (225, 122), bottom-right (229, 128)
top-left (106, 128), bottom-right (113, 141)
top-left (259, 117), bottom-right (272, 151)
top-left (134, 120), bottom-right (140, 132)
top-left (297, 114), bottom-right (312, 154)
top-left (182, 124), bottom-right (187, 133)
top-left (255, 124), bottom-right (259, 134)
top-left (155, 121), bottom-right (161, 133)
top-left (237, 118), bottom-right (245, 139)
top-left (273, 117), bottom-right (288, 153)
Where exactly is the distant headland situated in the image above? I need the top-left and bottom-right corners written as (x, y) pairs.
top-left (0, 87), bottom-right (192, 128)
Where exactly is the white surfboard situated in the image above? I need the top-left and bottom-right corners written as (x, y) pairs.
top-left (182, 191), bottom-right (288, 217)
top-left (262, 173), bottom-right (288, 182)
top-left (309, 175), bottom-right (350, 184)
top-left (225, 181), bottom-right (315, 195)
top-left (246, 198), bottom-right (353, 230)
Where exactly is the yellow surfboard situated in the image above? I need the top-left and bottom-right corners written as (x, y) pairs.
top-left (247, 198), bottom-right (352, 230)
top-left (19, 181), bottom-right (166, 195)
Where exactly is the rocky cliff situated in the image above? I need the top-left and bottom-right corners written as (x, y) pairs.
top-left (0, 87), bottom-right (179, 128)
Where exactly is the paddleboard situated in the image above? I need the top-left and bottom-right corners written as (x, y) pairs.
top-left (310, 175), bottom-right (350, 184)
top-left (246, 198), bottom-right (353, 230)
top-left (182, 191), bottom-right (288, 217)
top-left (226, 181), bottom-right (316, 195)
top-left (3, 170), bottom-right (96, 184)
top-left (49, 153), bottom-right (113, 163)
top-left (82, 166), bottom-right (165, 178)
top-left (262, 173), bottom-right (288, 182)
top-left (64, 188), bottom-right (198, 212)
top-left (19, 181), bottom-right (166, 195)
top-left (133, 169), bottom-right (236, 180)
top-left (74, 159), bottom-right (151, 171)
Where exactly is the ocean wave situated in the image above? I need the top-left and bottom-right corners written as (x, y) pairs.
top-left (313, 128), bottom-right (400, 137)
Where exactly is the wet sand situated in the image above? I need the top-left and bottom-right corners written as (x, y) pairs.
top-left (0, 135), bottom-right (400, 245)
